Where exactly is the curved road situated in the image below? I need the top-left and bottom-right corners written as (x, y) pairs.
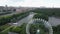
top-left (9, 12), bottom-right (35, 26)
top-left (2, 12), bottom-right (35, 33)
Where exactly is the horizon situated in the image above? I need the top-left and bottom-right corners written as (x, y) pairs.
top-left (0, 0), bottom-right (60, 8)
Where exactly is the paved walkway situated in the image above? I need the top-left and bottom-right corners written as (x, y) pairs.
top-left (1, 12), bottom-right (35, 33)
top-left (1, 26), bottom-right (13, 32)
top-left (9, 13), bottom-right (35, 26)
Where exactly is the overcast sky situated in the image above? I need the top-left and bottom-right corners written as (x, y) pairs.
top-left (0, 0), bottom-right (60, 7)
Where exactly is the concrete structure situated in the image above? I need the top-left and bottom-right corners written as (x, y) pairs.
top-left (26, 18), bottom-right (53, 34)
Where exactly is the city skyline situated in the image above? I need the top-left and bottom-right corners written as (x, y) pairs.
top-left (0, 0), bottom-right (60, 8)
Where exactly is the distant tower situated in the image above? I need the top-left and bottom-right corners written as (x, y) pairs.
top-left (5, 5), bottom-right (7, 7)
top-left (5, 5), bottom-right (8, 12)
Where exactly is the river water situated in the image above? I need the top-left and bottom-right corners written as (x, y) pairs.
top-left (48, 17), bottom-right (60, 26)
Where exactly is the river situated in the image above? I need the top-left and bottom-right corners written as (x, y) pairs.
top-left (48, 17), bottom-right (60, 26)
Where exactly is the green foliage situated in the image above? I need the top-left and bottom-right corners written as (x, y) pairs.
top-left (52, 25), bottom-right (60, 34)
top-left (10, 23), bottom-right (26, 34)
top-left (30, 23), bottom-right (49, 34)
top-left (32, 8), bottom-right (60, 17)
top-left (33, 13), bottom-right (48, 21)
top-left (0, 23), bottom-right (26, 34)
top-left (0, 24), bottom-right (10, 32)
top-left (0, 12), bottom-right (29, 26)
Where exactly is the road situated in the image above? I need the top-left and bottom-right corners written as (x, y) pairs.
top-left (9, 12), bottom-right (35, 26)
top-left (26, 19), bottom-right (34, 34)
top-left (1, 12), bottom-right (35, 34)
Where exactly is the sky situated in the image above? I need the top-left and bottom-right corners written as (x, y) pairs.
top-left (0, 0), bottom-right (60, 7)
